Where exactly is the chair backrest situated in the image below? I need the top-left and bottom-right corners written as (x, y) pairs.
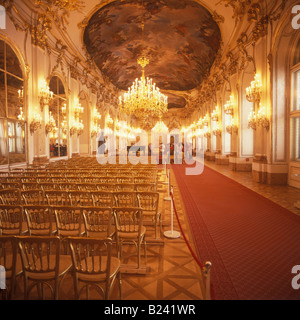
top-left (0, 205), bottom-right (24, 235)
top-left (98, 183), bottom-right (116, 192)
top-left (22, 182), bottom-right (40, 191)
top-left (136, 192), bottom-right (159, 213)
top-left (0, 189), bottom-right (21, 205)
top-left (135, 183), bottom-right (157, 192)
top-left (16, 236), bottom-right (61, 283)
top-left (67, 237), bottom-right (114, 294)
top-left (40, 182), bottom-right (61, 191)
top-left (0, 235), bottom-right (17, 277)
top-left (116, 176), bottom-right (134, 184)
top-left (82, 207), bottom-right (113, 238)
top-left (53, 206), bottom-right (83, 237)
top-left (59, 182), bottom-right (80, 191)
top-left (1, 182), bottom-right (22, 190)
top-left (115, 183), bottom-right (135, 192)
top-left (114, 192), bottom-right (137, 207)
top-left (68, 191), bottom-right (94, 206)
top-left (21, 189), bottom-right (45, 205)
top-left (113, 207), bottom-right (143, 236)
top-left (24, 205), bottom-right (54, 236)
top-left (91, 191), bottom-right (115, 207)
top-left (45, 190), bottom-right (70, 206)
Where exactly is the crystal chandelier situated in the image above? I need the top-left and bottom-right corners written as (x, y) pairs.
top-left (246, 74), bottom-right (262, 102)
top-left (152, 118), bottom-right (168, 133)
top-left (118, 15), bottom-right (168, 120)
top-left (119, 56), bottom-right (168, 120)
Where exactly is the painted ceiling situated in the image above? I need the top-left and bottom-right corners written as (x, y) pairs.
top-left (83, 0), bottom-right (221, 109)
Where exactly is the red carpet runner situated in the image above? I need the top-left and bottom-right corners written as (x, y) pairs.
top-left (172, 164), bottom-right (300, 300)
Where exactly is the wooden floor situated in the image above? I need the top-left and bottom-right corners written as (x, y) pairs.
top-left (9, 161), bottom-right (300, 300)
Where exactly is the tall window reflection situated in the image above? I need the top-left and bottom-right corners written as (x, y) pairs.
top-left (0, 39), bottom-right (25, 165)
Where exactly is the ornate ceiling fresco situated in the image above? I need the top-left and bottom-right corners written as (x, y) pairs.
top-left (83, 0), bottom-right (221, 109)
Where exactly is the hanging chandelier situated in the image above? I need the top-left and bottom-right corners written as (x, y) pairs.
top-left (118, 13), bottom-right (168, 120)
top-left (152, 117), bottom-right (168, 133)
top-left (119, 56), bottom-right (168, 119)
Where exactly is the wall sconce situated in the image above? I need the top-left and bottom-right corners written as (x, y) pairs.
top-left (246, 74), bottom-right (262, 103)
top-left (257, 104), bottom-right (269, 130)
top-left (212, 122), bottom-right (222, 136)
top-left (224, 95), bottom-right (234, 115)
top-left (18, 88), bottom-right (24, 104)
top-left (211, 106), bottom-right (219, 121)
top-left (204, 126), bottom-right (211, 138)
top-left (17, 107), bottom-right (25, 129)
top-left (30, 109), bottom-right (42, 135)
top-left (203, 115), bottom-right (209, 127)
top-left (70, 118), bottom-right (84, 136)
top-left (226, 118), bottom-right (238, 135)
top-left (248, 104), bottom-right (269, 130)
top-left (45, 111), bottom-right (56, 135)
top-left (248, 109), bottom-right (257, 130)
top-left (39, 80), bottom-right (53, 111)
top-left (91, 108), bottom-right (101, 137)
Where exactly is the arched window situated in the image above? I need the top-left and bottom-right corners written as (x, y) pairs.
top-left (0, 39), bottom-right (26, 166)
top-left (49, 76), bottom-right (68, 158)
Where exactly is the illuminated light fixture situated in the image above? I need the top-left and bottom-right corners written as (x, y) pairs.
top-left (18, 88), bottom-right (24, 104)
top-left (30, 108), bottom-right (42, 135)
top-left (211, 106), bottom-right (219, 121)
top-left (204, 126), bottom-right (211, 138)
top-left (203, 115), bottom-right (210, 127)
top-left (39, 79), bottom-right (53, 111)
top-left (152, 117), bottom-right (168, 133)
top-left (212, 122), bottom-right (222, 136)
top-left (17, 106), bottom-right (25, 129)
top-left (224, 95), bottom-right (234, 115)
top-left (246, 74), bottom-right (262, 103)
top-left (226, 117), bottom-right (238, 135)
top-left (70, 99), bottom-right (84, 136)
top-left (248, 109), bottom-right (257, 130)
top-left (118, 17), bottom-right (168, 120)
top-left (91, 108), bottom-right (101, 137)
top-left (45, 111), bottom-right (56, 135)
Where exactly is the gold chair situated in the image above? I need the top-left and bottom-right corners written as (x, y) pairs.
top-left (0, 235), bottom-right (23, 299)
top-left (67, 237), bottom-right (122, 300)
top-left (137, 192), bottom-right (161, 239)
top-left (24, 205), bottom-right (56, 236)
top-left (21, 189), bottom-right (45, 205)
top-left (0, 205), bottom-right (26, 235)
top-left (22, 182), bottom-right (40, 191)
top-left (98, 183), bottom-right (116, 192)
top-left (40, 182), bottom-right (61, 191)
top-left (82, 207), bottom-right (114, 239)
top-left (54, 206), bottom-right (85, 238)
top-left (113, 207), bottom-right (146, 269)
top-left (135, 183), bottom-right (157, 192)
top-left (68, 191), bottom-right (94, 207)
top-left (0, 189), bottom-right (21, 205)
top-left (114, 192), bottom-right (137, 207)
top-left (91, 191), bottom-right (115, 207)
top-left (115, 184), bottom-right (135, 192)
top-left (16, 236), bottom-right (72, 300)
top-left (45, 190), bottom-right (71, 206)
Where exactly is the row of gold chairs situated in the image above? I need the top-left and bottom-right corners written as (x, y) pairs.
top-left (0, 235), bottom-right (122, 300)
top-left (1, 182), bottom-right (157, 192)
top-left (1, 175), bottom-right (157, 184)
top-left (0, 190), bottom-right (161, 239)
